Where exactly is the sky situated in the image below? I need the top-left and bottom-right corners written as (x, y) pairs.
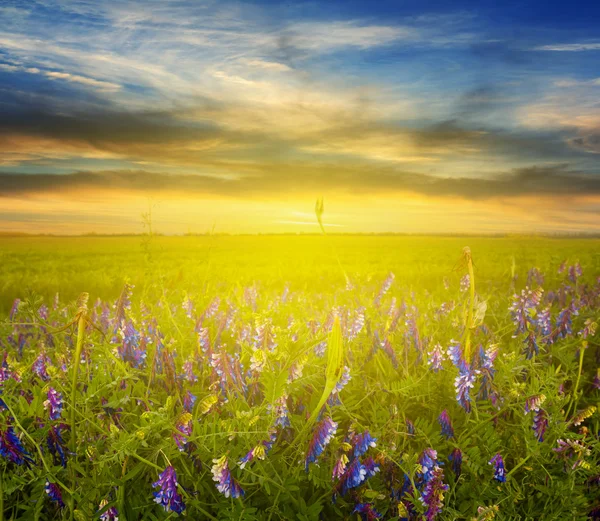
top-left (0, 0), bottom-right (599, 235)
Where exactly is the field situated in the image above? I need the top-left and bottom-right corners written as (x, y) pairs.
top-left (0, 235), bottom-right (599, 520)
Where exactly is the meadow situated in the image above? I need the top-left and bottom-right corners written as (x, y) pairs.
top-left (0, 235), bottom-right (599, 520)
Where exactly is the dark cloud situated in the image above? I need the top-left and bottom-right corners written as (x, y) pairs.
top-left (0, 164), bottom-right (598, 200)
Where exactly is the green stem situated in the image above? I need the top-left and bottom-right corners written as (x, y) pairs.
top-left (566, 343), bottom-right (586, 417)
top-left (0, 469), bottom-right (4, 521)
top-left (464, 253), bottom-right (475, 362)
top-left (69, 309), bottom-right (87, 521)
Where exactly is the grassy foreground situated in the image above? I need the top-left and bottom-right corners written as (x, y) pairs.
top-left (0, 235), bottom-right (598, 520)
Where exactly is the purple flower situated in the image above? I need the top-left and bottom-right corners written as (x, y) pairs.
top-left (448, 448), bottom-right (462, 479)
top-left (9, 299), bottom-right (20, 320)
top-left (524, 394), bottom-right (546, 414)
top-left (0, 426), bottom-right (34, 466)
top-left (447, 340), bottom-right (467, 374)
top-left (354, 503), bottom-right (382, 521)
top-left (418, 449), bottom-right (439, 484)
top-left (44, 387), bottom-right (63, 420)
top-left (182, 358), bottom-right (198, 383)
top-left (152, 465), bottom-right (185, 513)
top-left (272, 394), bottom-right (290, 429)
top-left (488, 453), bottom-right (506, 482)
top-left (47, 424), bottom-right (68, 467)
top-left (374, 272), bottom-right (395, 306)
top-left (211, 455), bottom-right (244, 498)
top-left (335, 457), bottom-right (367, 498)
top-left (332, 454), bottom-right (349, 480)
top-left (305, 416), bottom-right (337, 469)
top-left (352, 431), bottom-right (377, 458)
top-left (455, 370), bottom-right (478, 413)
top-left (460, 274), bottom-right (470, 293)
top-left (118, 320), bottom-right (146, 368)
top-left (363, 456), bottom-right (381, 478)
top-left (239, 431), bottom-right (277, 469)
top-left (427, 343), bottom-right (446, 372)
top-left (438, 410), bottom-right (454, 439)
top-left (420, 466), bottom-right (448, 521)
top-left (533, 409), bottom-right (548, 442)
top-left (98, 499), bottom-right (119, 521)
top-left (45, 481), bottom-right (65, 508)
top-left (32, 352), bottom-right (51, 381)
top-left (173, 413), bottom-right (192, 452)
top-left (183, 391), bottom-right (197, 413)
top-left (509, 287), bottom-right (543, 337)
top-left (554, 302), bottom-right (578, 340)
top-left (406, 419), bottom-right (415, 435)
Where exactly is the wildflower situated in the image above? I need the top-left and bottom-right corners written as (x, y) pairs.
top-left (173, 413), bottom-right (192, 452)
top-left (354, 503), bottom-right (382, 520)
top-left (352, 430), bottom-right (377, 458)
top-left (553, 439), bottom-right (591, 470)
top-left (455, 369), bottom-right (478, 413)
top-left (32, 352), bottom-right (51, 381)
top-left (363, 456), bottom-right (381, 478)
top-left (44, 387), bottom-right (63, 420)
top-left (579, 319), bottom-right (597, 339)
top-left (571, 406), bottom-right (596, 426)
top-left (118, 320), bottom-right (146, 368)
top-left (183, 391), bottom-right (197, 413)
top-left (152, 465), bottom-right (185, 513)
top-left (332, 453), bottom-right (349, 480)
top-left (98, 499), bottom-right (119, 521)
top-left (533, 409), bottom-right (548, 442)
top-left (473, 505), bottom-right (500, 521)
top-left (182, 358), bottom-right (197, 383)
top-left (448, 448), bottom-right (462, 479)
top-left (406, 419), bottom-right (415, 435)
top-left (460, 274), bottom-right (470, 293)
top-left (211, 455), bottom-right (244, 498)
top-left (328, 366), bottom-right (351, 405)
top-left (477, 345), bottom-right (499, 404)
top-left (418, 448), bottom-right (439, 484)
top-left (420, 466), bottom-right (449, 521)
top-left (568, 262), bottom-right (582, 283)
top-left (524, 394), bottom-right (546, 414)
top-left (239, 431), bottom-right (277, 469)
top-left (346, 308), bottom-right (365, 341)
top-left (555, 302), bottom-right (578, 340)
top-left (536, 306), bottom-right (553, 343)
top-left (0, 426), bottom-right (34, 466)
top-left (47, 424), bottom-right (68, 467)
top-left (272, 394), bottom-right (290, 429)
top-left (45, 481), bottom-right (65, 508)
top-left (509, 287), bottom-right (543, 336)
top-left (447, 340), bottom-right (467, 373)
top-left (335, 457), bottom-right (367, 497)
top-left (428, 343), bottom-right (446, 372)
top-left (438, 410), bottom-right (454, 439)
top-left (182, 295), bottom-right (194, 319)
top-left (488, 453), bottom-right (506, 482)
top-left (374, 272), bottom-right (395, 306)
top-left (306, 416), bottom-right (337, 469)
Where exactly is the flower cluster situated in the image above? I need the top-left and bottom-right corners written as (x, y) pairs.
top-left (212, 455), bottom-right (244, 498)
top-left (44, 387), bottom-right (63, 420)
top-left (488, 453), bottom-right (506, 482)
top-left (0, 426), bottom-right (34, 466)
top-left (152, 465), bottom-right (185, 513)
top-left (45, 481), bottom-right (65, 508)
top-left (306, 416), bottom-right (338, 469)
top-left (438, 410), bottom-right (454, 439)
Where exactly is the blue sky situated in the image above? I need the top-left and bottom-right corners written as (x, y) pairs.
top-left (0, 0), bottom-right (599, 233)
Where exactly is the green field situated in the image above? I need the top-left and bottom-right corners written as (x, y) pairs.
top-left (1, 235), bottom-right (598, 314)
top-left (1, 236), bottom-right (599, 520)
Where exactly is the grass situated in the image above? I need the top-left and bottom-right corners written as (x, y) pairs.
top-left (0, 235), bottom-right (598, 520)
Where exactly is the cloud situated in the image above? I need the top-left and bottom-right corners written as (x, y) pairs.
top-left (0, 62), bottom-right (120, 92)
top-left (534, 43), bottom-right (600, 51)
top-left (0, 165), bottom-right (597, 201)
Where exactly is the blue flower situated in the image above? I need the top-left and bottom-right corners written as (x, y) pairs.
top-left (45, 481), bottom-right (65, 508)
top-left (438, 410), bottom-right (454, 439)
top-left (0, 426), bottom-right (34, 466)
top-left (211, 455), bottom-right (244, 498)
top-left (305, 416), bottom-right (337, 470)
top-left (152, 465), bottom-right (185, 513)
top-left (352, 431), bottom-right (377, 458)
top-left (489, 453), bottom-right (506, 482)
